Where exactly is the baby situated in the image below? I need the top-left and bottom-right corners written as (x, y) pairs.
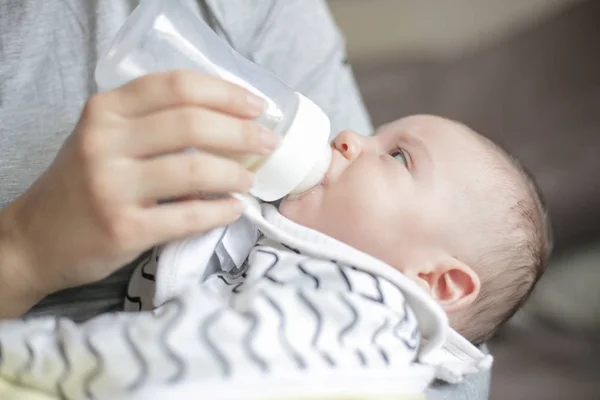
top-left (280, 114), bottom-right (553, 344)
top-left (0, 115), bottom-right (552, 400)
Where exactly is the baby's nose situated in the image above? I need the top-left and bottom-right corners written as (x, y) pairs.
top-left (333, 130), bottom-right (363, 161)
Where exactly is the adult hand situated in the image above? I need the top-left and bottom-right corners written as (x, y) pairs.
top-left (0, 70), bottom-right (278, 316)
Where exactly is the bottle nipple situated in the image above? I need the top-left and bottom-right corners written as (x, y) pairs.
top-left (289, 144), bottom-right (332, 195)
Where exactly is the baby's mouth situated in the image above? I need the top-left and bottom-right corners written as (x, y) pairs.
top-left (283, 148), bottom-right (340, 202)
top-left (284, 182), bottom-right (324, 201)
top-left (322, 148), bottom-right (344, 185)
top-left (284, 153), bottom-right (337, 201)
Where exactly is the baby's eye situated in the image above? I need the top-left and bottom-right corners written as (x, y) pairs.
top-left (390, 148), bottom-right (411, 168)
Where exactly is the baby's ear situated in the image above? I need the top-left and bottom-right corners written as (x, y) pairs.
top-left (413, 257), bottom-right (481, 313)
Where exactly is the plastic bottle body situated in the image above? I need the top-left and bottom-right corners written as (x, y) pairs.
top-left (95, 0), bottom-right (331, 201)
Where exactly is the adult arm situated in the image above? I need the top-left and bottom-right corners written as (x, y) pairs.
top-left (0, 209), bottom-right (46, 318)
top-left (0, 72), bottom-right (278, 319)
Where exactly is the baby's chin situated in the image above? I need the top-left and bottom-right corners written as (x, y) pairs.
top-left (278, 185), bottom-right (324, 223)
top-left (278, 195), bottom-right (305, 221)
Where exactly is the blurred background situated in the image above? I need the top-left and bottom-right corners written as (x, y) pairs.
top-left (327, 0), bottom-right (600, 399)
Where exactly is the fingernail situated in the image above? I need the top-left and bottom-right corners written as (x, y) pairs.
top-left (259, 128), bottom-right (280, 154)
top-left (246, 92), bottom-right (266, 114)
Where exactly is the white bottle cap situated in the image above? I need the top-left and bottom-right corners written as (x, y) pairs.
top-left (289, 143), bottom-right (332, 195)
top-left (250, 93), bottom-right (331, 202)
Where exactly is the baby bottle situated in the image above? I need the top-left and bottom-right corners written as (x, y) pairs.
top-left (95, 0), bottom-right (331, 202)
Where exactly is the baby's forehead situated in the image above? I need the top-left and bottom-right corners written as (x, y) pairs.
top-left (447, 141), bottom-right (523, 219)
top-left (405, 118), bottom-right (518, 197)
top-left (378, 115), bottom-right (475, 142)
top-left (378, 116), bottom-right (488, 160)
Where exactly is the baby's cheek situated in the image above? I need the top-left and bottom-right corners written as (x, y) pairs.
top-left (278, 199), bottom-right (299, 220)
top-left (278, 192), bottom-right (322, 225)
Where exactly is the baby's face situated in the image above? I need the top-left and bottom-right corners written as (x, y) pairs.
top-left (280, 115), bottom-right (497, 275)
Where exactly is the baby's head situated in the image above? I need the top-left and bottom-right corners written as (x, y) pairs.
top-left (280, 115), bottom-right (552, 344)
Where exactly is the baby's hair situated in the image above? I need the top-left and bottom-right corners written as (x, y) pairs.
top-left (459, 131), bottom-right (553, 345)
top-left (379, 116), bottom-right (551, 344)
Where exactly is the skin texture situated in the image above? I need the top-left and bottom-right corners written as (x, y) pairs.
top-left (280, 115), bottom-right (499, 317)
top-left (0, 71), bottom-right (281, 318)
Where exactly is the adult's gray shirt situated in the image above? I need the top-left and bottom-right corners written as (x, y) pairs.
top-left (0, 1), bottom-right (489, 398)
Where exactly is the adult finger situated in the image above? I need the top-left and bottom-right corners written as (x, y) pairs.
top-left (106, 70), bottom-right (266, 118)
top-left (124, 107), bottom-right (278, 157)
top-left (136, 151), bottom-right (254, 201)
top-left (143, 197), bottom-right (244, 242)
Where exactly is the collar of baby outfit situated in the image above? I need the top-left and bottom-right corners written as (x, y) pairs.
top-left (155, 194), bottom-right (492, 383)
top-left (238, 194), bottom-right (493, 383)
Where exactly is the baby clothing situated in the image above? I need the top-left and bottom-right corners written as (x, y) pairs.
top-left (125, 196), bottom-right (492, 395)
top-left (0, 197), bottom-right (491, 399)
